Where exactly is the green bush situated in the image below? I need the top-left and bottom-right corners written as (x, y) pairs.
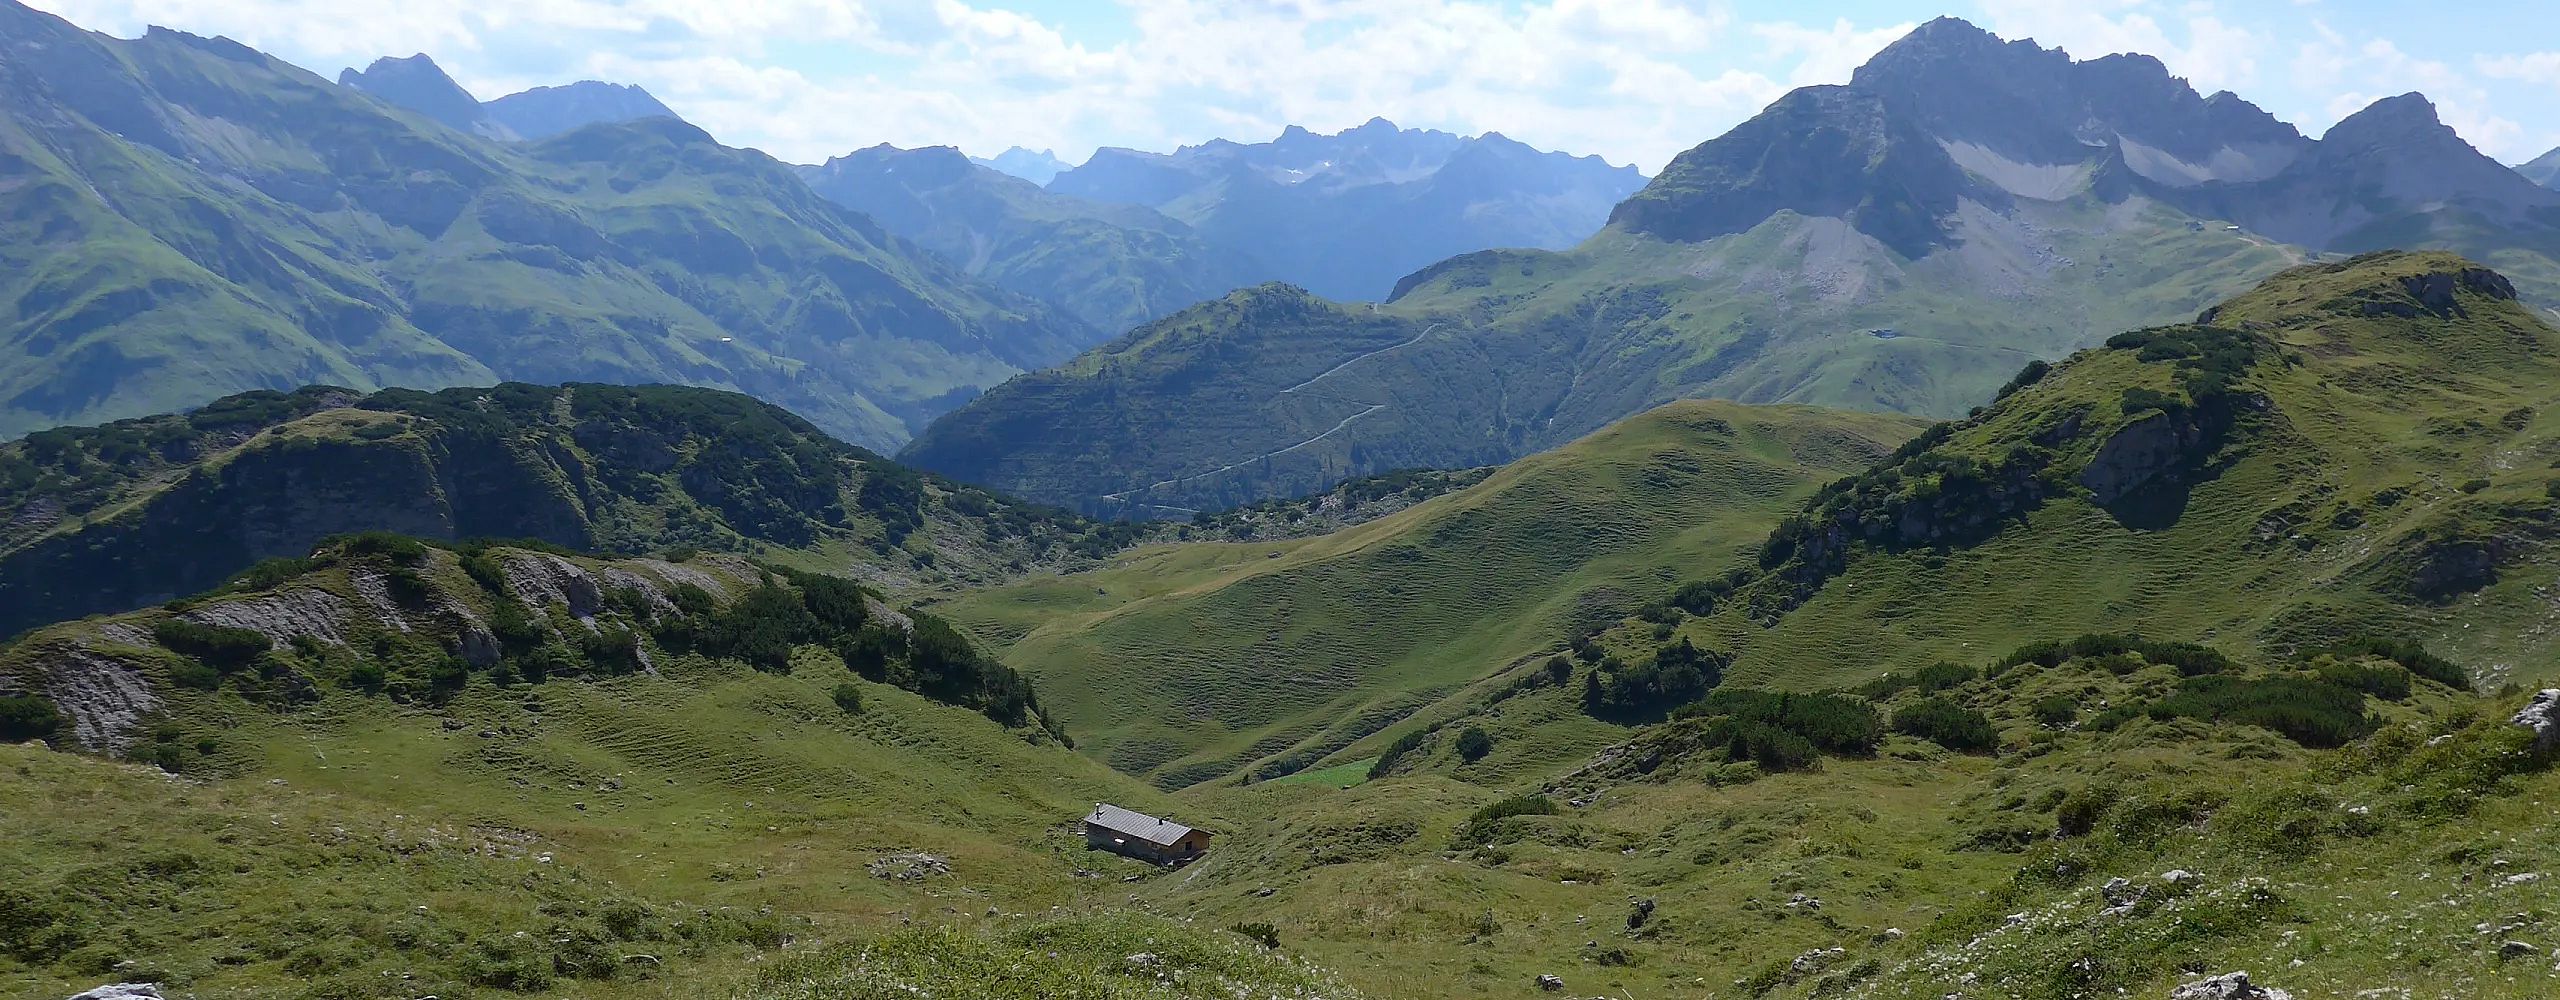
top-left (2147, 674), bottom-right (2374, 748)
top-left (0, 694), bottom-right (62, 741)
top-left (1369, 729), bottom-right (1429, 779)
top-left (1452, 795), bottom-right (1560, 846)
top-left (1893, 698), bottom-right (1999, 752)
top-left (1585, 638), bottom-right (1727, 719)
top-left (333, 532), bottom-right (430, 565)
top-left (1455, 726), bottom-right (1494, 763)
top-left (1228, 921), bottom-right (1280, 949)
top-left (2320, 636), bottom-right (2467, 687)
top-left (2031, 695), bottom-right (2078, 727)
top-left (2314, 658), bottom-right (2413, 701)
top-left (831, 682), bottom-right (865, 714)
top-left (1675, 688), bottom-right (1883, 756)
top-left (151, 619), bottom-right (273, 672)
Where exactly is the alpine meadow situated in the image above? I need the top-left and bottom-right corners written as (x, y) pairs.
top-left (11, 4), bottom-right (2560, 1000)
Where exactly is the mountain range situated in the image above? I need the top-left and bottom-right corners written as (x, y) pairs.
top-left (1049, 117), bottom-right (1648, 302)
top-left (973, 145), bottom-right (1071, 185)
top-left (798, 144), bottom-right (1264, 336)
top-left (339, 53), bottom-right (682, 141)
top-left (905, 17), bottom-right (2560, 515)
top-left (10, 253), bottom-right (2560, 1000)
top-left (0, 2), bottom-right (1101, 451)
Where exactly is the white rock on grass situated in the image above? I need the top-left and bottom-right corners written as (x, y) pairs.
top-left (2169, 971), bottom-right (2293, 1000)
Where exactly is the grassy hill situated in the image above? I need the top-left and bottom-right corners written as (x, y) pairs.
top-left (0, 2), bottom-right (1095, 450)
top-left (936, 401), bottom-right (1923, 788)
top-left (0, 383), bottom-right (1141, 638)
top-left (0, 535), bottom-right (1205, 998)
top-left (1616, 251), bottom-right (2560, 694)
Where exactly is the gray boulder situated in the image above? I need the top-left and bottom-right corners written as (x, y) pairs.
top-left (2512, 690), bottom-right (2560, 753)
top-left (66, 986), bottom-right (162, 1000)
top-left (2169, 971), bottom-right (2293, 1000)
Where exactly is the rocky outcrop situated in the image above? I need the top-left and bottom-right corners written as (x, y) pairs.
top-left (2079, 411), bottom-right (2196, 506)
top-left (503, 553), bottom-right (606, 629)
top-left (2361, 267), bottom-right (2521, 318)
top-left (2168, 971), bottom-right (2292, 1000)
top-left (182, 589), bottom-right (354, 648)
top-left (64, 984), bottom-right (162, 1000)
top-left (2513, 690), bottom-right (2560, 754)
top-left (38, 648), bottom-right (159, 753)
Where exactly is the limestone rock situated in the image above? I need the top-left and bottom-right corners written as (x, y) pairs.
top-left (65, 985), bottom-right (163, 1000)
top-left (2511, 690), bottom-right (2560, 754)
top-left (2169, 971), bottom-right (2292, 1000)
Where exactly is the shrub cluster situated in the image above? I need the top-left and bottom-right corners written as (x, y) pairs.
top-left (0, 694), bottom-right (62, 741)
top-left (1892, 697), bottom-right (1999, 752)
top-left (2318, 636), bottom-right (2468, 687)
top-left (1583, 638), bottom-right (1729, 719)
top-left (1451, 794), bottom-right (1560, 847)
top-left (1368, 729), bottom-right (1429, 779)
top-left (2147, 674), bottom-right (2374, 748)
top-left (1675, 689), bottom-right (1884, 756)
top-left (1994, 634), bottom-right (2232, 678)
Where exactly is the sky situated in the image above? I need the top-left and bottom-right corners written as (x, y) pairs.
top-left (24, 0), bottom-right (2560, 172)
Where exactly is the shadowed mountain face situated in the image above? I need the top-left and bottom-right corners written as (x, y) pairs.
top-left (907, 18), bottom-right (2560, 516)
top-left (800, 145), bottom-right (1264, 335)
top-left (0, 2), bottom-right (1098, 449)
top-left (1048, 118), bottom-right (1647, 301)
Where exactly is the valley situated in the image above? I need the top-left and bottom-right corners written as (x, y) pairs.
top-left (9, 6), bottom-right (2560, 1000)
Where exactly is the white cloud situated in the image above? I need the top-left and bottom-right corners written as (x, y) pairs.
top-left (27, 0), bottom-right (2557, 170)
top-left (2295, 26), bottom-right (2525, 158)
top-left (1973, 0), bottom-right (2262, 94)
top-left (1753, 18), bottom-right (1917, 88)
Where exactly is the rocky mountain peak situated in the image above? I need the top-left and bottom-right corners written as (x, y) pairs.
top-left (338, 54), bottom-right (491, 135)
top-left (481, 80), bottom-right (679, 140)
top-left (2320, 92), bottom-right (2449, 145)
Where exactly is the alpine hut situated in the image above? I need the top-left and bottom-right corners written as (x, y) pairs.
top-left (1081, 803), bottom-right (1211, 865)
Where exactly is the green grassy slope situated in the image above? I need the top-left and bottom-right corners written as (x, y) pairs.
top-left (1140, 642), bottom-right (2560, 1000)
top-left (1634, 251), bottom-right (2560, 692)
top-left (937, 401), bottom-right (1922, 788)
top-left (0, 539), bottom-right (1192, 999)
top-left (0, 2), bottom-right (1094, 449)
top-left (0, 383), bottom-right (1141, 637)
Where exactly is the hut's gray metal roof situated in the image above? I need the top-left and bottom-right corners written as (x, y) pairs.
top-left (1084, 803), bottom-right (1195, 847)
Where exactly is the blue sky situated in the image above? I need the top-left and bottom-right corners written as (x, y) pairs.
top-left (27, 0), bottom-right (2560, 172)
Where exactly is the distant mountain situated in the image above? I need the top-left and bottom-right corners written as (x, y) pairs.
top-left (1047, 118), bottom-right (1647, 301)
top-left (974, 146), bottom-right (1072, 185)
top-left (485, 80), bottom-right (679, 139)
top-left (907, 18), bottom-right (2560, 515)
top-left (338, 53), bottom-right (511, 139)
top-left (801, 144), bottom-right (1263, 334)
top-left (0, 1), bottom-right (1099, 449)
top-left (2523, 146), bottom-right (2560, 190)
top-left (341, 54), bottom-right (684, 141)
